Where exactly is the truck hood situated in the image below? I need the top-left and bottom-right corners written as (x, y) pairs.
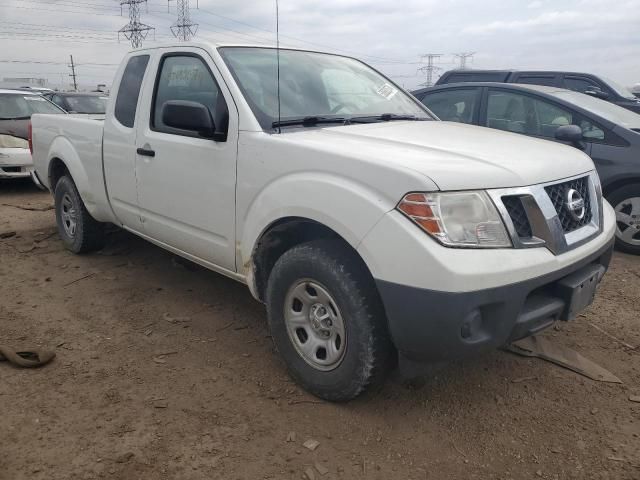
top-left (284, 120), bottom-right (595, 190)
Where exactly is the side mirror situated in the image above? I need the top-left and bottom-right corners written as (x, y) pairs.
top-left (161, 100), bottom-right (226, 141)
top-left (555, 124), bottom-right (584, 147)
top-left (584, 87), bottom-right (609, 100)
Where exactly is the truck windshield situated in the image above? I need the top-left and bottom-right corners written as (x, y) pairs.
top-left (0, 93), bottom-right (65, 119)
top-left (219, 47), bottom-right (431, 130)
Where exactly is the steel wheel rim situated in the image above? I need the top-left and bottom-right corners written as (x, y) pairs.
top-left (61, 193), bottom-right (77, 238)
top-left (614, 196), bottom-right (640, 246)
top-left (284, 279), bottom-right (347, 371)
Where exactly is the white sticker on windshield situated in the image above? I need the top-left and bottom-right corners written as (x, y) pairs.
top-left (376, 83), bottom-right (398, 100)
top-left (24, 96), bottom-right (46, 101)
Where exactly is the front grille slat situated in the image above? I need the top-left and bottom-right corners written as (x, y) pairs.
top-left (502, 196), bottom-right (532, 238)
top-left (544, 177), bottom-right (592, 233)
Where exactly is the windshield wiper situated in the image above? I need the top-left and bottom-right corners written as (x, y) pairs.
top-left (272, 116), bottom-right (348, 128)
top-left (0, 116), bottom-right (29, 120)
top-left (349, 113), bottom-right (428, 123)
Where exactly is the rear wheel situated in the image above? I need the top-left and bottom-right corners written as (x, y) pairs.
top-left (266, 239), bottom-right (393, 401)
top-left (54, 175), bottom-right (105, 253)
top-left (608, 184), bottom-right (640, 255)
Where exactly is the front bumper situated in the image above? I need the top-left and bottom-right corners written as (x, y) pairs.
top-left (376, 239), bottom-right (613, 362)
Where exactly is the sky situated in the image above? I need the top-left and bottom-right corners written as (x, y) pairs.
top-left (0, 0), bottom-right (638, 91)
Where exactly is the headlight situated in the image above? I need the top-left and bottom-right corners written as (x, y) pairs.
top-left (397, 191), bottom-right (511, 248)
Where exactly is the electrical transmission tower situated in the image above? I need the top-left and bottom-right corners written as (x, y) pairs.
top-left (417, 54), bottom-right (442, 87)
top-left (118, 0), bottom-right (155, 49)
top-left (453, 52), bottom-right (475, 70)
top-left (168, 0), bottom-right (198, 41)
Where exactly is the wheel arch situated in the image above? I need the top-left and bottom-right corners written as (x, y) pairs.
top-left (602, 176), bottom-right (640, 198)
top-left (248, 216), bottom-right (378, 303)
top-left (48, 157), bottom-right (70, 192)
top-left (45, 135), bottom-right (115, 223)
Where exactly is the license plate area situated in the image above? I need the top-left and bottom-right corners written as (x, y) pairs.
top-left (555, 264), bottom-right (606, 320)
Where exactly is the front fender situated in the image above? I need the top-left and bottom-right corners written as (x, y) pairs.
top-left (238, 172), bottom-right (396, 274)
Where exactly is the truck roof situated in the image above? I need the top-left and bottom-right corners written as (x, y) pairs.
top-left (133, 41), bottom-right (337, 56)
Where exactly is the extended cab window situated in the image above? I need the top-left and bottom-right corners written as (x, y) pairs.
top-left (420, 89), bottom-right (478, 123)
top-left (114, 55), bottom-right (150, 128)
top-left (151, 55), bottom-right (226, 137)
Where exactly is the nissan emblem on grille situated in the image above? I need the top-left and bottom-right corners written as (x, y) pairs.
top-left (565, 188), bottom-right (586, 221)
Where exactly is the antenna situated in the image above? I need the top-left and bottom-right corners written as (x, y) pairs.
top-left (275, 0), bottom-right (281, 133)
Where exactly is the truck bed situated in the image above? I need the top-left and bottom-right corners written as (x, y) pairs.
top-left (31, 114), bottom-right (114, 222)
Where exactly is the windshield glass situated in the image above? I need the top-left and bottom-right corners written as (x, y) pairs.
top-left (219, 47), bottom-right (430, 129)
top-left (601, 76), bottom-right (636, 100)
top-left (0, 93), bottom-right (65, 119)
top-left (551, 90), bottom-right (640, 129)
top-left (64, 95), bottom-right (108, 114)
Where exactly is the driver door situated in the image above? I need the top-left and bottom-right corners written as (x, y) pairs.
top-left (134, 49), bottom-right (238, 271)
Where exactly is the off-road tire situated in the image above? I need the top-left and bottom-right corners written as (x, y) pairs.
top-left (54, 175), bottom-right (105, 253)
top-left (266, 239), bottom-right (394, 401)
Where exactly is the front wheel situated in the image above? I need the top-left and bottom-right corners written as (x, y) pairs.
top-left (608, 184), bottom-right (640, 255)
top-left (266, 239), bottom-right (393, 401)
top-left (54, 175), bottom-right (105, 253)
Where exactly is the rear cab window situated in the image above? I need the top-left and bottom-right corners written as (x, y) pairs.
top-left (114, 55), bottom-right (150, 128)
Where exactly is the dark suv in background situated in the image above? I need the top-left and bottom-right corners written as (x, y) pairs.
top-left (435, 70), bottom-right (640, 114)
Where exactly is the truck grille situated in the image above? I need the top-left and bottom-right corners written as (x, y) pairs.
top-left (491, 172), bottom-right (601, 255)
top-left (502, 196), bottom-right (532, 238)
top-left (544, 176), bottom-right (592, 233)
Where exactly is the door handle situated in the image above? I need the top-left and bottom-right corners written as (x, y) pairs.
top-left (136, 147), bottom-right (155, 157)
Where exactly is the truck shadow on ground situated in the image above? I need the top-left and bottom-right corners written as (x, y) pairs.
top-left (97, 225), bottom-right (567, 408)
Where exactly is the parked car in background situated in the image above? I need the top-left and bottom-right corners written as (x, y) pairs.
top-left (31, 43), bottom-right (615, 401)
top-left (414, 83), bottom-right (640, 253)
top-left (0, 89), bottom-right (65, 184)
top-left (434, 70), bottom-right (640, 114)
top-left (632, 84), bottom-right (640, 99)
top-left (43, 92), bottom-right (108, 115)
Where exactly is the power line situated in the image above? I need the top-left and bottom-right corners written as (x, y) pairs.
top-left (3, 0), bottom-right (417, 67)
top-left (0, 59), bottom-right (119, 66)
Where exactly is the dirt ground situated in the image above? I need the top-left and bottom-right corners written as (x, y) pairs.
top-left (0, 178), bottom-right (639, 480)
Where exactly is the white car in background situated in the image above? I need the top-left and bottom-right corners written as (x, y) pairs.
top-left (0, 89), bottom-right (65, 184)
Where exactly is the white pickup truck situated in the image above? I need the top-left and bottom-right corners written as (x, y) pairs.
top-left (32, 43), bottom-right (615, 401)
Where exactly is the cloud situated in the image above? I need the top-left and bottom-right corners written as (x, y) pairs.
top-left (0, 0), bottom-right (638, 90)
